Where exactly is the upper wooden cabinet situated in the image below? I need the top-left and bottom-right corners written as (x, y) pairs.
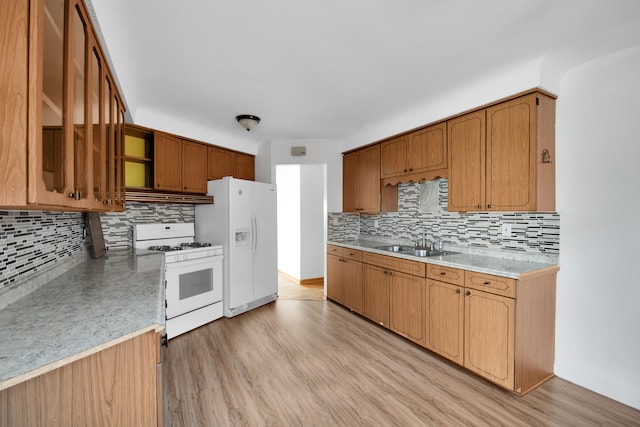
top-left (343, 145), bottom-right (381, 213)
top-left (125, 125), bottom-right (255, 196)
top-left (154, 132), bottom-right (183, 192)
top-left (181, 140), bottom-right (208, 193)
top-left (447, 110), bottom-right (486, 211)
top-left (207, 147), bottom-right (255, 181)
top-left (154, 133), bottom-right (208, 194)
top-left (380, 122), bottom-right (447, 184)
top-left (448, 92), bottom-right (556, 212)
top-left (0, 0), bottom-right (125, 211)
top-left (207, 146), bottom-right (234, 180)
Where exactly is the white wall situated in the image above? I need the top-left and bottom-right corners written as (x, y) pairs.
top-left (276, 165), bottom-right (301, 279)
top-left (555, 45), bottom-right (640, 409)
top-left (299, 164), bottom-right (325, 279)
top-left (275, 164), bottom-right (326, 281)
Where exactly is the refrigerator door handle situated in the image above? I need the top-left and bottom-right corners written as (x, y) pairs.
top-left (252, 216), bottom-right (257, 250)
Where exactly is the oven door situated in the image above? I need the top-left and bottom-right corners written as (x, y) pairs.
top-left (165, 256), bottom-right (222, 319)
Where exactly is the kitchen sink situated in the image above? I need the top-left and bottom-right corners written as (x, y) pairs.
top-left (374, 245), bottom-right (414, 252)
top-left (401, 249), bottom-right (458, 257)
top-left (374, 245), bottom-right (457, 257)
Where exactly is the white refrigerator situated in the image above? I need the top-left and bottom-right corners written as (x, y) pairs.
top-left (195, 177), bottom-right (278, 317)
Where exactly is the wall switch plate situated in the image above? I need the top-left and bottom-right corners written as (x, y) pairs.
top-left (501, 223), bottom-right (512, 237)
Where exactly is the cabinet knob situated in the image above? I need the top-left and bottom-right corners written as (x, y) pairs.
top-left (488, 204), bottom-right (492, 209)
top-left (456, 288), bottom-right (461, 294)
top-left (483, 281), bottom-right (490, 285)
top-left (404, 169), bottom-right (408, 173)
top-left (440, 271), bottom-right (446, 276)
top-left (466, 291), bottom-right (471, 296)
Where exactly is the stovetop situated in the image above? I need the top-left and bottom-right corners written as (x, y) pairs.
top-left (147, 242), bottom-right (214, 252)
top-left (133, 223), bottom-right (222, 262)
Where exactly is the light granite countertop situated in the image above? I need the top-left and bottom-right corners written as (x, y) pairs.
top-left (328, 238), bottom-right (558, 278)
top-left (0, 249), bottom-right (165, 390)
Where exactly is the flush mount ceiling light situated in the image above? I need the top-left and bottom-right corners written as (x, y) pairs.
top-left (236, 115), bottom-right (261, 132)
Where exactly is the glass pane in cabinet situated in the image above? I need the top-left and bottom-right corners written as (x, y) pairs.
top-left (104, 77), bottom-right (113, 205)
top-left (92, 49), bottom-right (103, 201)
top-left (42, 0), bottom-right (65, 193)
top-left (73, 6), bottom-right (87, 199)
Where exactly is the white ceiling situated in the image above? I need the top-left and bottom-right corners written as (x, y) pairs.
top-left (87, 0), bottom-right (640, 151)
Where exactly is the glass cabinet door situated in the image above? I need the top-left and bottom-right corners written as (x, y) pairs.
top-left (40, 0), bottom-right (66, 197)
top-left (91, 48), bottom-right (104, 205)
top-left (71, 4), bottom-right (88, 203)
top-left (33, 0), bottom-right (125, 210)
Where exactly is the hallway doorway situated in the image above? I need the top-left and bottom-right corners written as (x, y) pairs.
top-left (275, 164), bottom-right (327, 298)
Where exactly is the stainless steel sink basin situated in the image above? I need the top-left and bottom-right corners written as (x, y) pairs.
top-left (374, 245), bottom-right (414, 253)
top-left (401, 249), bottom-right (458, 257)
top-left (374, 245), bottom-right (457, 257)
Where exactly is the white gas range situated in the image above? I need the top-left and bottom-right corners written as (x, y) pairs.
top-left (133, 223), bottom-right (223, 339)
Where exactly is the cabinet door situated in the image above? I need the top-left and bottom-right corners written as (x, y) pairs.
top-left (154, 132), bottom-right (182, 191)
top-left (326, 254), bottom-right (343, 304)
top-left (357, 144), bottom-right (381, 213)
top-left (181, 140), bottom-right (207, 193)
top-left (464, 288), bottom-right (515, 390)
top-left (390, 271), bottom-right (425, 345)
top-left (380, 136), bottom-right (408, 178)
top-left (341, 259), bottom-right (363, 312)
top-left (0, 0), bottom-right (29, 206)
top-left (362, 263), bottom-right (389, 327)
top-left (425, 279), bottom-right (464, 365)
top-left (234, 152), bottom-right (255, 181)
top-left (447, 110), bottom-right (486, 212)
top-left (486, 94), bottom-right (536, 211)
top-left (342, 152), bottom-right (359, 212)
top-left (0, 330), bottom-right (158, 427)
top-left (207, 146), bottom-right (234, 180)
top-left (30, 0), bottom-right (74, 207)
top-left (408, 123), bottom-right (447, 173)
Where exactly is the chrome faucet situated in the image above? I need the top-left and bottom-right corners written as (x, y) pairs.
top-left (416, 229), bottom-right (428, 249)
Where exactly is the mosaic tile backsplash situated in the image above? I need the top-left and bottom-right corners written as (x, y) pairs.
top-left (328, 180), bottom-right (559, 262)
top-left (0, 210), bottom-right (88, 293)
top-left (99, 202), bottom-right (195, 249)
top-left (0, 203), bottom-right (195, 306)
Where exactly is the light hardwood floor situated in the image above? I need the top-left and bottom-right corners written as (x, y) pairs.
top-left (163, 300), bottom-right (640, 426)
top-left (277, 274), bottom-right (324, 301)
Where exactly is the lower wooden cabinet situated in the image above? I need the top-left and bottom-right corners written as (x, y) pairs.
top-left (326, 245), bottom-right (362, 312)
top-left (389, 271), bottom-right (425, 346)
top-left (425, 278), bottom-right (464, 365)
top-left (327, 244), bottom-right (558, 395)
top-left (0, 328), bottom-right (163, 427)
top-left (362, 264), bottom-right (390, 326)
top-left (464, 288), bottom-right (515, 389)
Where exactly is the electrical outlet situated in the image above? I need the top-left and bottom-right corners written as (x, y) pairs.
top-left (501, 223), bottom-right (512, 237)
top-left (374, 219), bottom-right (379, 229)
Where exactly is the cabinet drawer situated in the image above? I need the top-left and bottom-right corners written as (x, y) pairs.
top-left (465, 271), bottom-right (516, 298)
top-left (362, 252), bottom-right (426, 277)
top-left (327, 245), bottom-right (343, 257)
top-left (427, 264), bottom-right (465, 286)
top-left (343, 248), bottom-right (363, 261)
